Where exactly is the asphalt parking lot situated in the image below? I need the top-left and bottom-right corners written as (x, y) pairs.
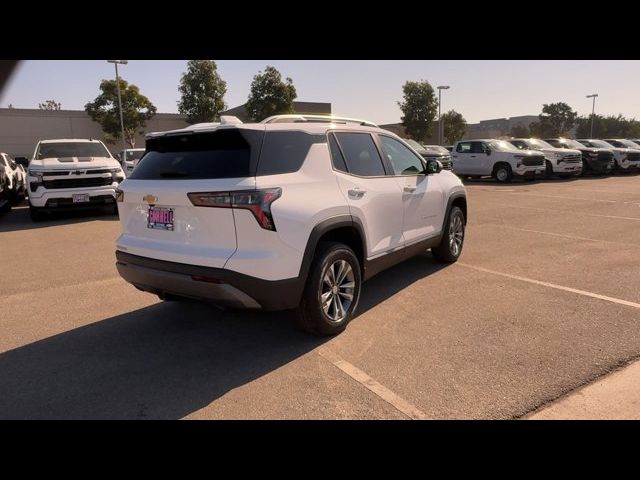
top-left (2, 173), bottom-right (640, 419)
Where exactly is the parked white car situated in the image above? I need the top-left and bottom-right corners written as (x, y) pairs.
top-left (451, 139), bottom-right (546, 182)
top-left (26, 139), bottom-right (125, 220)
top-left (600, 139), bottom-right (640, 172)
top-left (117, 148), bottom-right (146, 177)
top-left (577, 139), bottom-right (640, 173)
top-left (115, 114), bottom-right (467, 336)
top-left (507, 138), bottom-right (582, 178)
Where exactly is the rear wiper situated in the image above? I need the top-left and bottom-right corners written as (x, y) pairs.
top-left (159, 170), bottom-right (190, 178)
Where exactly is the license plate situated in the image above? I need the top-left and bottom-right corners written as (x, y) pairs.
top-left (72, 193), bottom-right (90, 203)
top-left (147, 206), bottom-right (174, 231)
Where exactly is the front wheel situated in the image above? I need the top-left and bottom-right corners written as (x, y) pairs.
top-left (494, 164), bottom-right (513, 183)
top-left (432, 206), bottom-right (465, 263)
top-left (295, 242), bottom-right (362, 336)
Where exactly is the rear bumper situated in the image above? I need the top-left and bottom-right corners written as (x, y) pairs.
top-left (115, 251), bottom-right (304, 311)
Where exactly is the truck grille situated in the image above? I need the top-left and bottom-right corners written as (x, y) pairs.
top-left (597, 152), bottom-right (614, 162)
top-left (42, 176), bottom-right (113, 190)
top-left (424, 155), bottom-right (452, 170)
top-left (522, 155), bottom-right (544, 166)
top-left (42, 168), bottom-right (113, 177)
top-left (562, 154), bottom-right (582, 163)
top-left (626, 152), bottom-right (640, 162)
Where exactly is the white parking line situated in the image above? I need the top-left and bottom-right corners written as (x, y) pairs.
top-left (489, 224), bottom-right (639, 247)
top-left (502, 204), bottom-right (640, 222)
top-left (458, 263), bottom-right (640, 310)
top-left (493, 192), bottom-right (617, 204)
top-left (317, 347), bottom-right (428, 420)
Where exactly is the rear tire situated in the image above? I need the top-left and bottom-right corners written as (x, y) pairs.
top-left (432, 206), bottom-right (465, 263)
top-left (493, 164), bottom-right (513, 183)
top-left (295, 241), bottom-right (361, 336)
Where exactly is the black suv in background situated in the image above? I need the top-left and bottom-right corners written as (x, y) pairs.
top-left (404, 140), bottom-right (453, 170)
top-left (544, 138), bottom-right (614, 175)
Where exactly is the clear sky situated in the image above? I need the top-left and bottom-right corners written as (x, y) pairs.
top-left (2, 60), bottom-right (640, 125)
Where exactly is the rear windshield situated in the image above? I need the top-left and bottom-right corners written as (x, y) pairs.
top-left (130, 129), bottom-right (264, 180)
top-left (36, 142), bottom-right (110, 159)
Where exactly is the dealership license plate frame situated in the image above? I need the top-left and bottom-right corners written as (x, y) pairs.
top-left (147, 206), bottom-right (175, 231)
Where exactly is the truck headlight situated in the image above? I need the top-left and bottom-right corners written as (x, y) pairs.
top-left (27, 170), bottom-right (43, 190)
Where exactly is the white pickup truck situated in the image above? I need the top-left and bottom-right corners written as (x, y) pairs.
top-left (25, 139), bottom-right (125, 221)
top-left (451, 139), bottom-right (546, 183)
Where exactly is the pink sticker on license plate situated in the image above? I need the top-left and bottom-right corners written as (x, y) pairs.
top-left (147, 206), bottom-right (174, 231)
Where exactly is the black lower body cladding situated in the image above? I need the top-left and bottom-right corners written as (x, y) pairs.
top-left (115, 251), bottom-right (304, 311)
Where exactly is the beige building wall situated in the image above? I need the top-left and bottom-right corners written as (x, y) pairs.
top-left (0, 108), bottom-right (189, 158)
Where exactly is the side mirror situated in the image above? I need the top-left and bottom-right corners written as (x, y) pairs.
top-left (425, 159), bottom-right (443, 175)
top-left (14, 157), bottom-right (29, 167)
top-left (485, 148), bottom-right (492, 155)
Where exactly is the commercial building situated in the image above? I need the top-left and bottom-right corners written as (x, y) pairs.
top-left (0, 101), bottom-right (332, 157)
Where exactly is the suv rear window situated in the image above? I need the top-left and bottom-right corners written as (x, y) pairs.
top-left (257, 131), bottom-right (324, 176)
top-left (130, 129), bottom-right (264, 180)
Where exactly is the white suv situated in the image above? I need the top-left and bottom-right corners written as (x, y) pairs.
top-left (27, 139), bottom-right (125, 221)
top-left (115, 115), bottom-right (467, 336)
top-left (507, 138), bottom-right (582, 178)
top-left (117, 148), bottom-right (146, 177)
top-left (452, 139), bottom-right (546, 182)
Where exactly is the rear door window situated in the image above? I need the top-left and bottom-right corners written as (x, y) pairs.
top-left (130, 128), bottom-right (264, 180)
top-left (334, 132), bottom-right (386, 177)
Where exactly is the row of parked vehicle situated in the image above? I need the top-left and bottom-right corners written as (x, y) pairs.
top-left (0, 152), bottom-right (28, 211)
top-left (442, 137), bottom-right (640, 183)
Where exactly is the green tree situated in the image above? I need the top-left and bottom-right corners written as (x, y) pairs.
top-left (85, 79), bottom-right (156, 148)
top-left (178, 60), bottom-right (227, 124)
top-left (398, 80), bottom-right (438, 142)
top-left (441, 110), bottom-right (466, 144)
top-left (574, 114), bottom-right (640, 138)
top-left (39, 99), bottom-right (61, 110)
top-left (245, 66), bottom-right (297, 121)
top-left (509, 124), bottom-right (530, 137)
top-left (530, 102), bottom-right (577, 137)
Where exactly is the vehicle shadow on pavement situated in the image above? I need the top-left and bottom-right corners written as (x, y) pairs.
top-left (0, 202), bottom-right (118, 233)
top-left (461, 173), bottom-right (618, 187)
top-left (0, 253), bottom-right (448, 420)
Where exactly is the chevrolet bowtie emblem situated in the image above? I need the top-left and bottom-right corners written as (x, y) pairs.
top-left (143, 195), bottom-right (157, 204)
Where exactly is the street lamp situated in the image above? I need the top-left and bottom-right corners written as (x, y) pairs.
top-left (586, 93), bottom-right (598, 138)
top-left (437, 86), bottom-right (450, 146)
top-left (107, 60), bottom-right (128, 153)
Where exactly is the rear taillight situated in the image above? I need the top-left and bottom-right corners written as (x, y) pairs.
top-left (188, 188), bottom-right (282, 231)
top-left (115, 189), bottom-right (124, 202)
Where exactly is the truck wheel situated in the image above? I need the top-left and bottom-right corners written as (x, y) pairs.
top-left (494, 164), bottom-right (513, 183)
top-left (432, 206), bottom-right (465, 263)
top-left (545, 161), bottom-right (554, 179)
top-left (296, 241), bottom-right (361, 336)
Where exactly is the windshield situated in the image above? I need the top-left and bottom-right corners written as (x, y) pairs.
top-left (423, 145), bottom-right (450, 155)
top-left (548, 138), bottom-right (585, 149)
top-left (527, 139), bottom-right (554, 149)
top-left (36, 142), bottom-right (110, 160)
top-left (582, 139), bottom-right (613, 149)
top-left (605, 139), bottom-right (638, 148)
top-left (489, 140), bottom-right (521, 152)
top-left (124, 150), bottom-right (145, 161)
top-left (404, 139), bottom-right (426, 151)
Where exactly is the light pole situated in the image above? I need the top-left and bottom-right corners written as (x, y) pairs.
top-left (107, 60), bottom-right (128, 153)
top-left (586, 93), bottom-right (598, 138)
top-left (437, 86), bottom-right (450, 146)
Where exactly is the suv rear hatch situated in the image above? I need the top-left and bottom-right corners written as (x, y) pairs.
top-left (116, 126), bottom-right (265, 268)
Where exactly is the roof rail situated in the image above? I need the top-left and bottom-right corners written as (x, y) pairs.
top-left (261, 114), bottom-right (378, 128)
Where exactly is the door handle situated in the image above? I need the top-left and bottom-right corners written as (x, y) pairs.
top-left (348, 188), bottom-right (366, 197)
top-left (403, 186), bottom-right (417, 193)
top-left (470, 155), bottom-right (476, 158)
